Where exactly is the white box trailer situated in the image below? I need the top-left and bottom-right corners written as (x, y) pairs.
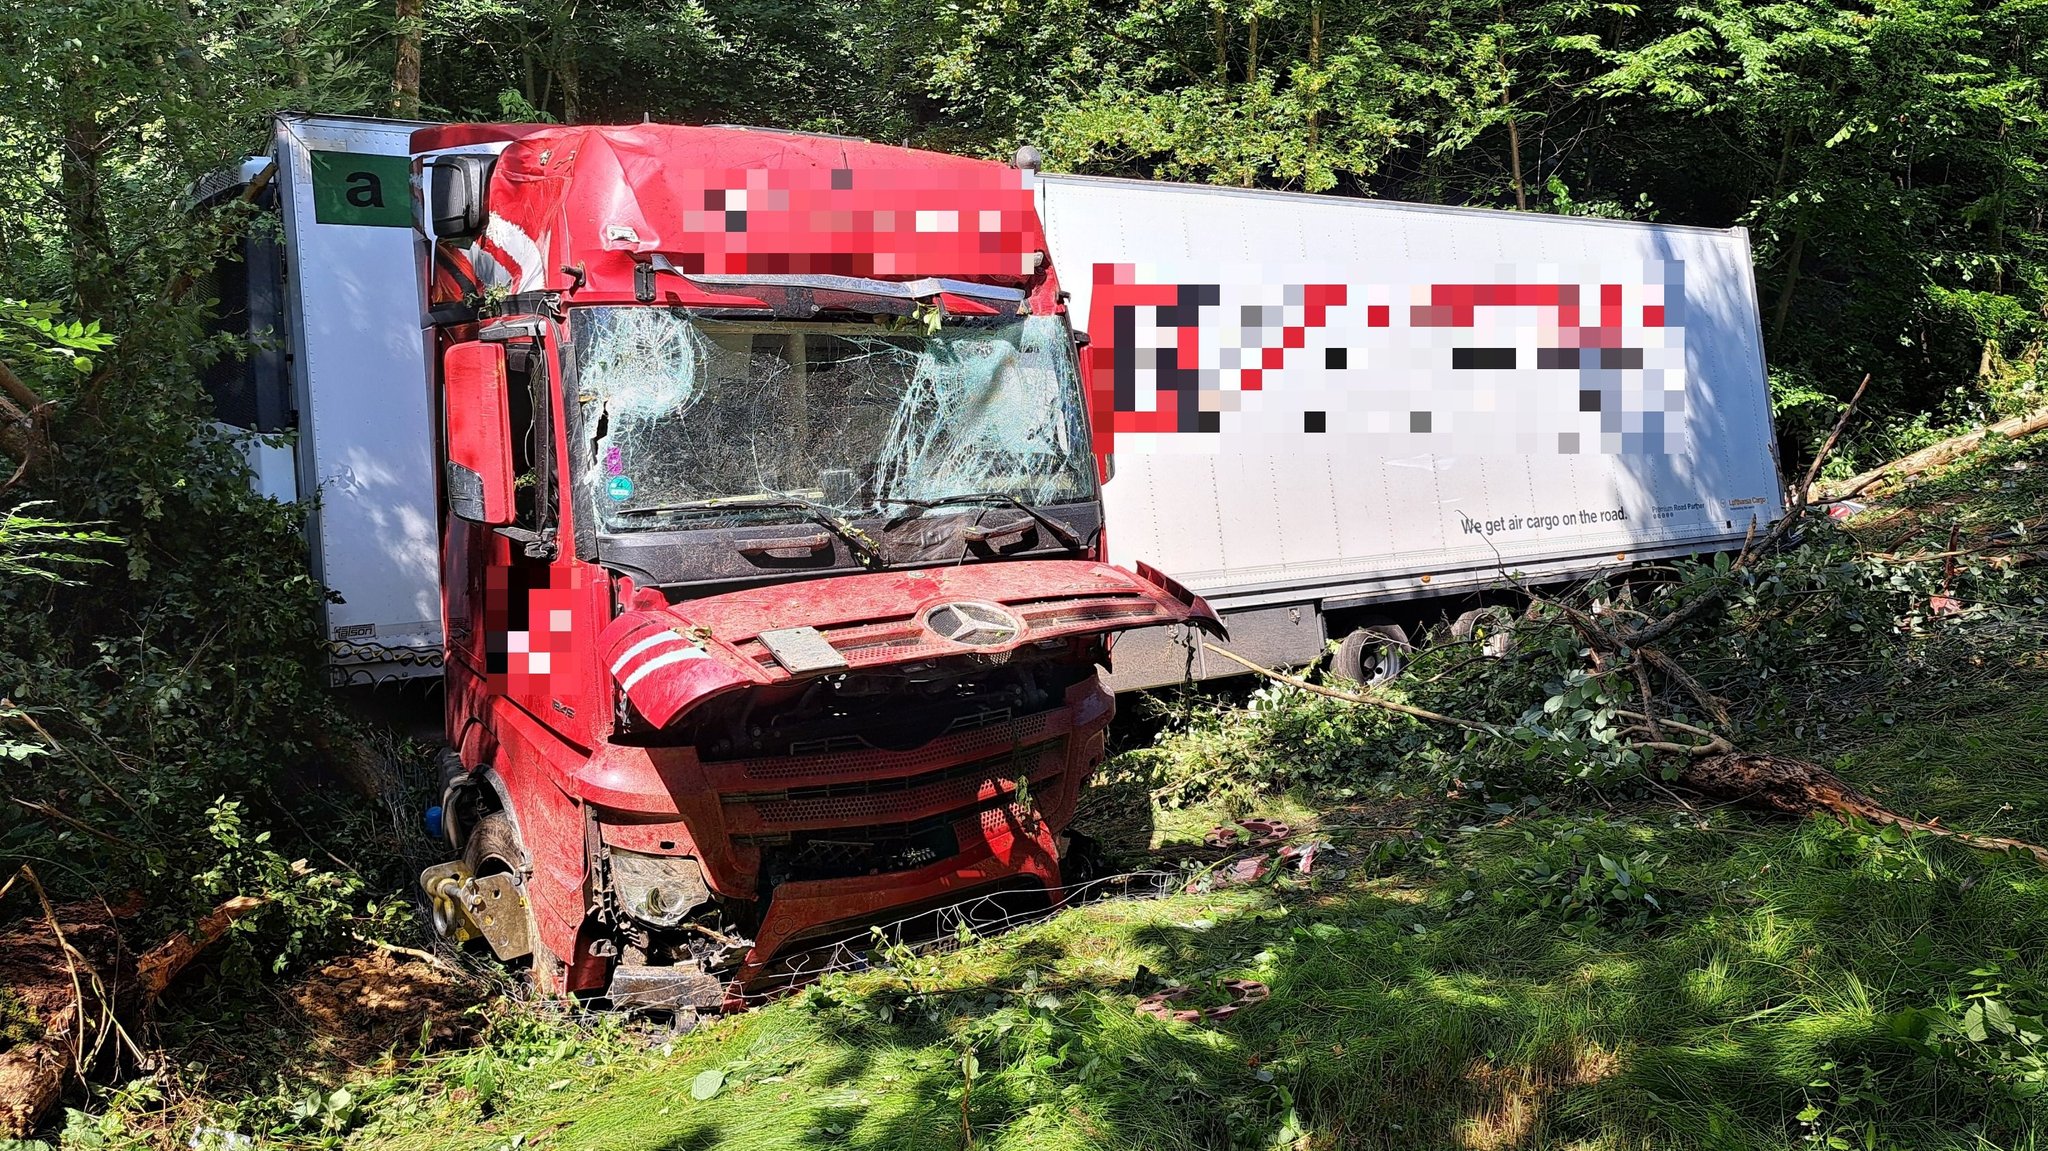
top-left (201, 114), bottom-right (445, 682)
top-left (1033, 174), bottom-right (1784, 690)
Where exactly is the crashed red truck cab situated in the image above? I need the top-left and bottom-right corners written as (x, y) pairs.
top-left (405, 122), bottom-right (1216, 1007)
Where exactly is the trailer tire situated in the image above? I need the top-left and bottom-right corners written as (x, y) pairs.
top-left (1333, 624), bottom-right (1408, 686)
top-left (464, 812), bottom-right (562, 996)
top-left (1451, 608), bottom-right (1517, 659)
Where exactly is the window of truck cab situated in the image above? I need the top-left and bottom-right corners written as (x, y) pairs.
top-left (566, 308), bottom-right (1096, 532)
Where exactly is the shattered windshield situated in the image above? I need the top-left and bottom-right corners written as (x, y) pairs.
top-left (571, 308), bottom-right (1095, 531)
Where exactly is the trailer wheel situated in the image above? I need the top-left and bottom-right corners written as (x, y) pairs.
top-left (1451, 608), bottom-right (1516, 659)
top-left (1333, 624), bottom-right (1409, 686)
top-left (463, 812), bottom-right (562, 995)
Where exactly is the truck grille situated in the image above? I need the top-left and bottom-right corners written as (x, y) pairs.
top-left (1013, 597), bottom-right (1165, 628)
top-left (731, 711), bottom-right (1061, 781)
top-left (722, 739), bottom-right (1065, 832)
top-left (746, 784), bottom-right (1050, 884)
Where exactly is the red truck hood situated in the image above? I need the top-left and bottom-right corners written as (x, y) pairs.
top-left (599, 560), bottom-right (1217, 727)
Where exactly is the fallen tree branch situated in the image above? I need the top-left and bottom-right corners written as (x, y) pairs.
top-left (1639, 648), bottom-right (1731, 729)
top-left (349, 934), bottom-right (458, 972)
top-left (1821, 402), bottom-right (2048, 501)
top-left (9, 797), bottom-right (141, 850)
top-left (135, 896), bottom-right (267, 998)
top-left (1200, 641), bottom-right (1501, 734)
top-left (1199, 651), bottom-right (2048, 869)
top-left (1677, 753), bottom-right (2048, 865)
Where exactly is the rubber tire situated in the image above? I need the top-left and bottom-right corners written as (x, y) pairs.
top-left (1452, 608), bottom-right (1516, 659)
top-left (1333, 624), bottom-right (1409, 686)
top-left (463, 811), bottom-right (562, 996)
top-left (1058, 831), bottom-right (1109, 895)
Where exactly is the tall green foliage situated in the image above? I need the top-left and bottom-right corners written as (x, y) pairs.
top-left (0, 2), bottom-right (390, 958)
top-left (401, 0), bottom-right (2046, 468)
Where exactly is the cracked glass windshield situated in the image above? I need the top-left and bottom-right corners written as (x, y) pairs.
top-left (572, 309), bottom-right (1095, 531)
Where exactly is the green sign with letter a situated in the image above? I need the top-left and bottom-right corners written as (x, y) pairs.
top-left (309, 150), bottom-right (412, 227)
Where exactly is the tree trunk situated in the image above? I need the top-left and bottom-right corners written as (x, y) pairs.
top-left (1506, 112), bottom-right (1526, 210)
top-left (552, 3), bottom-right (581, 123)
top-left (558, 43), bottom-right (580, 123)
top-left (1820, 403), bottom-right (2048, 500)
top-left (1771, 227), bottom-right (1806, 341)
top-left (392, 0), bottom-right (423, 119)
top-left (1214, 6), bottom-right (1228, 83)
top-left (1246, 15), bottom-right (1258, 84)
top-left (1307, 1), bottom-right (1321, 149)
top-left (58, 107), bottom-right (111, 314)
top-left (279, 2), bottom-right (309, 91)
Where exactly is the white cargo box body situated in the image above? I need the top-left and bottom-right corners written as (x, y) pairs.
top-left (1035, 174), bottom-right (1784, 688)
top-left (272, 115), bottom-right (443, 680)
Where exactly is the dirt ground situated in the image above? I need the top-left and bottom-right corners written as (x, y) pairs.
top-left (0, 903), bottom-right (487, 1142)
top-left (282, 949), bottom-right (486, 1068)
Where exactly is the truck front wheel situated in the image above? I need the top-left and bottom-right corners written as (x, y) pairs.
top-left (462, 811), bottom-right (563, 995)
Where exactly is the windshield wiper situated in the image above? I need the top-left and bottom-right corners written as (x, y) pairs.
top-left (616, 494), bottom-right (884, 567)
top-left (878, 493), bottom-right (1085, 554)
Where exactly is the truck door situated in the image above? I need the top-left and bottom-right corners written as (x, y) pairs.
top-left (441, 317), bottom-right (595, 743)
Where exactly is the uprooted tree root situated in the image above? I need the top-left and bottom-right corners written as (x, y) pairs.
top-left (0, 872), bottom-right (132, 1138)
top-left (0, 866), bottom-right (289, 1139)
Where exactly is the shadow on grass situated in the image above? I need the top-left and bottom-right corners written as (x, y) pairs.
top-left (600, 798), bottom-right (2048, 1150)
top-left (364, 664), bottom-right (2048, 1151)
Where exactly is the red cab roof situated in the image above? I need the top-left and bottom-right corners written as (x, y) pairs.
top-left (414, 123), bottom-right (1053, 308)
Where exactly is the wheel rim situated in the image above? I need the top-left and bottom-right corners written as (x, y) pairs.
top-left (1338, 627), bottom-right (1407, 686)
top-left (1360, 643), bottom-right (1403, 685)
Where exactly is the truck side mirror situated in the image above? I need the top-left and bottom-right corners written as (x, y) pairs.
top-left (429, 155), bottom-right (494, 241)
top-left (444, 341), bottom-right (516, 525)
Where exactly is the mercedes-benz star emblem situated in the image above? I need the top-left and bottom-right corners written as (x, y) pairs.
top-left (922, 601), bottom-right (1024, 647)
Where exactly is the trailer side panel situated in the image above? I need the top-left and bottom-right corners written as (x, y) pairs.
top-left (1037, 175), bottom-right (1782, 688)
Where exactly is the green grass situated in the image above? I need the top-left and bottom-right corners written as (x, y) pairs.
top-left (261, 684), bottom-right (2048, 1151)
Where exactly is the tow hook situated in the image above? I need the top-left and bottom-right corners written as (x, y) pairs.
top-left (420, 860), bottom-right (532, 960)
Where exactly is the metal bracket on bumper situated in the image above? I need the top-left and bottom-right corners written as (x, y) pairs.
top-left (421, 860), bottom-right (533, 960)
